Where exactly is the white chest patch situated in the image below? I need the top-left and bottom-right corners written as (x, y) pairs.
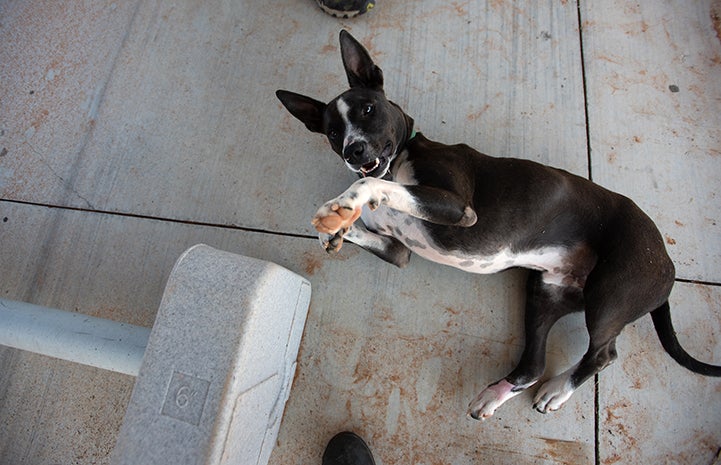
top-left (362, 206), bottom-right (570, 279)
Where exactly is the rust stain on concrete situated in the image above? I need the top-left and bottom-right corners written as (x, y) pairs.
top-left (712, 5), bottom-right (721, 43)
top-left (303, 251), bottom-right (324, 276)
top-left (539, 437), bottom-right (590, 465)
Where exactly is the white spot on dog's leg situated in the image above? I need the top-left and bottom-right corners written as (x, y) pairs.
top-left (532, 363), bottom-right (579, 413)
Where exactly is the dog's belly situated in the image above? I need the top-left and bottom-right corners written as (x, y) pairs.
top-left (363, 206), bottom-right (583, 285)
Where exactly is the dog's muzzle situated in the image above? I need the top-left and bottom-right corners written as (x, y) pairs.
top-left (343, 140), bottom-right (367, 164)
top-left (345, 142), bottom-right (393, 177)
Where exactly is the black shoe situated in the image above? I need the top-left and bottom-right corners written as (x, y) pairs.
top-left (322, 432), bottom-right (376, 465)
top-left (316, 0), bottom-right (376, 18)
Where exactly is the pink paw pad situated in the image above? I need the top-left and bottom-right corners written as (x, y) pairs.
top-left (312, 204), bottom-right (362, 234)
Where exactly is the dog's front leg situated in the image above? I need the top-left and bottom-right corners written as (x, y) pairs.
top-left (312, 177), bottom-right (477, 235)
top-left (319, 221), bottom-right (412, 267)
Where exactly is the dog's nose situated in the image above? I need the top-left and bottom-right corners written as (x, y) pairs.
top-left (343, 141), bottom-right (366, 163)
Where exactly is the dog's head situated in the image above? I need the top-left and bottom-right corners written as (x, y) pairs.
top-left (276, 30), bottom-right (413, 178)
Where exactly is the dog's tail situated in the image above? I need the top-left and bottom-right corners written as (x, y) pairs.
top-left (651, 302), bottom-right (721, 376)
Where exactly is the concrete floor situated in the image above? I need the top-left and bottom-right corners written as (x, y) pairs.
top-left (1, 0), bottom-right (720, 463)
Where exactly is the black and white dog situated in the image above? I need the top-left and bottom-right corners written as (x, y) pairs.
top-left (276, 30), bottom-right (721, 420)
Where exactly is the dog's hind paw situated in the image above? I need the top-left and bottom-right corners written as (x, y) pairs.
top-left (312, 201), bottom-right (362, 234)
top-left (467, 379), bottom-right (527, 420)
top-left (532, 374), bottom-right (575, 414)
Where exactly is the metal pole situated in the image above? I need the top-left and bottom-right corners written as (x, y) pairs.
top-left (0, 298), bottom-right (150, 376)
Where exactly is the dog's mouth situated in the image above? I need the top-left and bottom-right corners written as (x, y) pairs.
top-left (360, 158), bottom-right (381, 176)
top-left (358, 143), bottom-right (393, 177)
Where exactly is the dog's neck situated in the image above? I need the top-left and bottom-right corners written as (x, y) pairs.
top-left (372, 103), bottom-right (413, 181)
top-left (391, 99), bottom-right (415, 149)
top-left (390, 100), bottom-right (415, 146)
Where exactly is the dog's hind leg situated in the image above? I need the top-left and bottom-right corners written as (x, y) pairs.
top-left (533, 323), bottom-right (620, 414)
top-left (533, 225), bottom-right (676, 413)
top-left (468, 272), bottom-right (583, 420)
top-left (532, 252), bottom-right (662, 413)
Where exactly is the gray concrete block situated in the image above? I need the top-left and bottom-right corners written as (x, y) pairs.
top-left (0, 298), bottom-right (150, 376)
top-left (111, 244), bottom-right (311, 465)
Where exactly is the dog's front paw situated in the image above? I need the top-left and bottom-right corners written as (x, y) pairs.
top-left (319, 231), bottom-right (345, 253)
top-left (312, 201), bottom-right (362, 234)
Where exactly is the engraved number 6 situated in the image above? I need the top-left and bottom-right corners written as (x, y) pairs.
top-left (176, 386), bottom-right (195, 408)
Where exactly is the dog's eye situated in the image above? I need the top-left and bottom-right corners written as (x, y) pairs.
top-left (328, 130), bottom-right (339, 140)
top-left (363, 104), bottom-right (374, 115)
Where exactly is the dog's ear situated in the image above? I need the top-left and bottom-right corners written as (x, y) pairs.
top-left (339, 30), bottom-right (384, 90)
top-left (276, 90), bottom-right (327, 134)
